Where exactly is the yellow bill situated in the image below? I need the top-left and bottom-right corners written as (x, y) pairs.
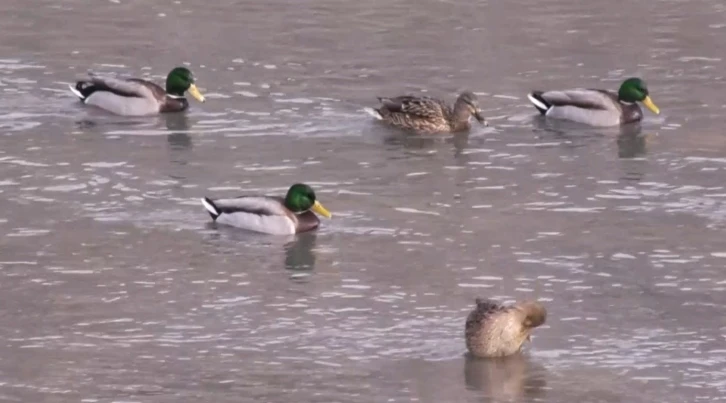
top-left (642, 96), bottom-right (659, 115)
top-left (187, 83), bottom-right (205, 103)
top-left (311, 200), bottom-right (332, 218)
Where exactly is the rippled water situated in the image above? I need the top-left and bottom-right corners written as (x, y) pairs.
top-left (2, 0), bottom-right (726, 402)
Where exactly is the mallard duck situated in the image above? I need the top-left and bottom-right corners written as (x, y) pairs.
top-left (370, 91), bottom-right (488, 133)
top-left (527, 77), bottom-right (660, 127)
top-left (69, 67), bottom-right (205, 116)
top-left (465, 298), bottom-right (547, 358)
top-left (200, 183), bottom-right (332, 235)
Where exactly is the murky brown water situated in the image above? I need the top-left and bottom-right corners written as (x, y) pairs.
top-left (1, 0), bottom-right (726, 402)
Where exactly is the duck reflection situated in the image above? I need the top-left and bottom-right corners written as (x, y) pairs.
top-left (616, 124), bottom-right (647, 159)
top-left (531, 116), bottom-right (618, 150)
top-left (452, 131), bottom-right (470, 159)
top-left (284, 232), bottom-right (318, 281)
top-left (382, 131), bottom-right (438, 151)
top-left (164, 112), bottom-right (192, 150)
top-left (464, 353), bottom-right (547, 402)
top-left (200, 229), bottom-right (318, 281)
top-left (379, 130), bottom-right (471, 160)
top-left (617, 124), bottom-right (651, 181)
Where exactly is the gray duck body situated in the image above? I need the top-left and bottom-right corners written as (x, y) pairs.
top-left (527, 88), bottom-right (644, 127)
top-left (200, 196), bottom-right (321, 235)
top-left (70, 75), bottom-right (190, 116)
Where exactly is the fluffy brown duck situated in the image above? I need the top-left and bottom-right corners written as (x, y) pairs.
top-left (465, 298), bottom-right (547, 358)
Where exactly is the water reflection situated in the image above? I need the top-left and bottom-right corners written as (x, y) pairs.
top-left (617, 125), bottom-right (650, 181)
top-left (452, 131), bottom-right (471, 160)
top-left (164, 113), bottom-right (192, 151)
top-left (285, 232), bottom-right (317, 282)
top-left (464, 353), bottom-right (548, 402)
top-left (616, 124), bottom-right (647, 159)
top-left (530, 116), bottom-right (610, 150)
top-left (380, 130), bottom-right (471, 160)
top-left (200, 224), bottom-right (318, 280)
top-left (382, 132), bottom-right (438, 150)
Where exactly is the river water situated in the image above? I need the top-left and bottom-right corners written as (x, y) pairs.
top-left (1, 0), bottom-right (725, 402)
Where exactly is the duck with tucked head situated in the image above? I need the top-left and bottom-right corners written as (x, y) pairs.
top-left (465, 299), bottom-right (547, 358)
top-left (200, 183), bottom-right (332, 235)
top-left (69, 66), bottom-right (205, 116)
top-left (527, 77), bottom-right (660, 127)
top-left (370, 91), bottom-right (488, 134)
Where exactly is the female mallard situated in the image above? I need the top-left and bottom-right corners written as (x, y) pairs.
top-left (527, 77), bottom-right (660, 127)
top-left (69, 66), bottom-right (205, 116)
top-left (465, 298), bottom-right (547, 358)
top-left (370, 91), bottom-right (487, 133)
top-left (200, 183), bottom-right (332, 235)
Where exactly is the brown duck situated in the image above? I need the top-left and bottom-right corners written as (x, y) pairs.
top-left (465, 298), bottom-right (547, 358)
top-left (370, 91), bottom-right (488, 133)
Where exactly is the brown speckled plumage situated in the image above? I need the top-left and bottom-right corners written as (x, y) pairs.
top-left (465, 299), bottom-right (547, 358)
top-left (374, 91), bottom-right (487, 134)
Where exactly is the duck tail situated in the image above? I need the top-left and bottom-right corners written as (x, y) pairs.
top-left (527, 91), bottom-right (551, 115)
top-left (200, 197), bottom-right (220, 220)
top-left (68, 83), bottom-right (85, 101)
top-left (69, 81), bottom-right (94, 102)
top-left (363, 107), bottom-right (384, 120)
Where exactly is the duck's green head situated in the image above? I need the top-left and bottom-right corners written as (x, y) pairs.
top-left (284, 183), bottom-right (332, 218)
top-left (166, 67), bottom-right (205, 102)
top-left (618, 78), bottom-right (659, 115)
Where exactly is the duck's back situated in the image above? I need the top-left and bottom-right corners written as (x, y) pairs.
top-left (376, 96), bottom-right (450, 132)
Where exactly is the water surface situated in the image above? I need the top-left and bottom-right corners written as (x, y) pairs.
top-left (1, 0), bottom-right (726, 402)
